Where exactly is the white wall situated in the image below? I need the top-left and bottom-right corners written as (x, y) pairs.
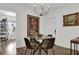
top-left (54, 6), bottom-right (79, 48)
top-left (40, 11), bottom-right (56, 37)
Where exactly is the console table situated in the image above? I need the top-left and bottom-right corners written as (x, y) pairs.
top-left (70, 39), bottom-right (79, 55)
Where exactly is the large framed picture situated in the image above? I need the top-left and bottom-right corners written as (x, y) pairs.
top-left (63, 12), bottom-right (79, 26)
top-left (27, 15), bottom-right (39, 36)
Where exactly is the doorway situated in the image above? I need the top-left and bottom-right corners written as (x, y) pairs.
top-left (0, 9), bottom-right (16, 55)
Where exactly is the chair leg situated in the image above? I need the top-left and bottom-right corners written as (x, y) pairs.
top-left (30, 49), bottom-right (33, 55)
top-left (70, 42), bottom-right (72, 55)
top-left (52, 48), bottom-right (55, 55)
top-left (33, 47), bottom-right (39, 54)
top-left (74, 43), bottom-right (76, 55)
top-left (25, 48), bottom-right (27, 55)
top-left (76, 44), bottom-right (78, 55)
top-left (42, 48), bottom-right (48, 55)
top-left (46, 49), bottom-right (48, 55)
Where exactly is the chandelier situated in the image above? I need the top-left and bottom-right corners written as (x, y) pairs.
top-left (33, 3), bottom-right (49, 16)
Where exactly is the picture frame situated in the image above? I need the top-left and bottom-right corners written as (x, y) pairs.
top-left (27, 15), bottom-right (39, 37)
top-left (63, 12), bottom-right (79, 26)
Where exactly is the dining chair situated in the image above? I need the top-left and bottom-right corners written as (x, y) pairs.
top-left (24, 38), bottom-right (34, 55)
top-left (41, 38), bottom-right (55, 55)
top-left (30, 38), bottom-right (39, 44)
top-left (47, 35), bottom-right (52, 37)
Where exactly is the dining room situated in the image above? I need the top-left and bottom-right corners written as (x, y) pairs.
top-left (0, 3), bottom-right (79, 55)
top-left (15, 3), bottom-right (79, 55)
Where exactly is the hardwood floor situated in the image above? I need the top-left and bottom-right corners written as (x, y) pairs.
top-left (0, 40), bottom-right (78, 55)
top-left (0, 39), bottom-right (16, 55)
top-left (16, 45), bottom-right (74, 55)
top-left (0, 42), bottom-right (1, 54)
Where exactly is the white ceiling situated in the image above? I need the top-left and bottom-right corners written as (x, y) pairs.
top-left (16, 3), bottom-right (79, 10)
top-left (0, 3), bottom-right (79, 9)
top-left (13, 3), bottom-right (79, 14)
top-left (0, 9), bottom-right (16, 21)
top-left (0, 9), bottom-right (16, 17)
top-left (0, 3), bottom-right (79, 12)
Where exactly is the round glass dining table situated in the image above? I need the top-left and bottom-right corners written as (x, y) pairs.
top-left (32, 36), bottom-right (52, 55)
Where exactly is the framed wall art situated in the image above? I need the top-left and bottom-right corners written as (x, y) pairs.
top-left (63, 12), bottom-right (79, 26)
top-left (27, 15), bottom-right (39, 36)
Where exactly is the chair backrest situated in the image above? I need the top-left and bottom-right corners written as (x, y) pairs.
top-left (24, 38), bottom-right (33, 49)
top-left (47, 35), bottom-right (52, 37)
top-left (43, 38), bottom-right (55, 49)
top-left (30, 38), bottom-right (39, 44)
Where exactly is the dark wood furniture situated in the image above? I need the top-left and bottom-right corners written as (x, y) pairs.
top-left (32, 39), bottom-right (43, 55)
top-left (24, 38), bottom-right (34, 55)
top-left (33, 37), bottom-right (55, 55)
top-left (30, 36), bottom-right (39, 44)
top-left (41, 38), bottom-right (55, 55)
top-left (70, 38), bottom-right (79, 55)
top-left (47, 35), bottom-right (52, 37)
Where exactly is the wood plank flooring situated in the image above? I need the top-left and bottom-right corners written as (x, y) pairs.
top-left (0, 40), bottom-right (16, 55)
top-left (0, 40), bottom-right (78, 55)
top-left (16, 45), bottom-right (74, 55)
